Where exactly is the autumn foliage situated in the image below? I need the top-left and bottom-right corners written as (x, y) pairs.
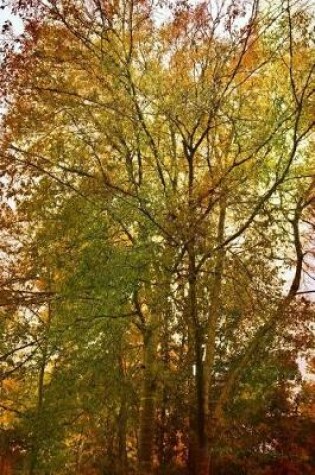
top-left (0, 0), bottom-right (314, 474)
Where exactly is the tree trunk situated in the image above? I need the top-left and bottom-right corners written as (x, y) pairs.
top-left (0, 453), bottom-right (13, 475)
top-left (118, 353), bottom-right (128, 475)
top-left (29, 301), bottom-right (52, 475)
top-left (138, 326), bottom-right (158, 475)
top-left (157, 315), bottom-right (170, 473)
top-left (194, 197), bottom-right (227, 475)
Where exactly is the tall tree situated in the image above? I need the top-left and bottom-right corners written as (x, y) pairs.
top-left (0, 0), bottom-right (314, 473)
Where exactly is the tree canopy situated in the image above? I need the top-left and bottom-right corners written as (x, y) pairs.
top-left (0, 0), bottom-right (314, 474)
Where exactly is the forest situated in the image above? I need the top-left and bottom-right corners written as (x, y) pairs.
top-left (0, 0), bottom-right (314, 474)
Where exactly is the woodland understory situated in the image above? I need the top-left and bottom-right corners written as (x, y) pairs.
top-left (0, 0), bottom-right (314, 474)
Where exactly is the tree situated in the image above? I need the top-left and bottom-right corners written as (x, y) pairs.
top-left (0, 0), bottom-right (314, 473)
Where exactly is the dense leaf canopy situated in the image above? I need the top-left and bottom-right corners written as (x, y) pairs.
top-left (0, 0), bottom-right (314, 474)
